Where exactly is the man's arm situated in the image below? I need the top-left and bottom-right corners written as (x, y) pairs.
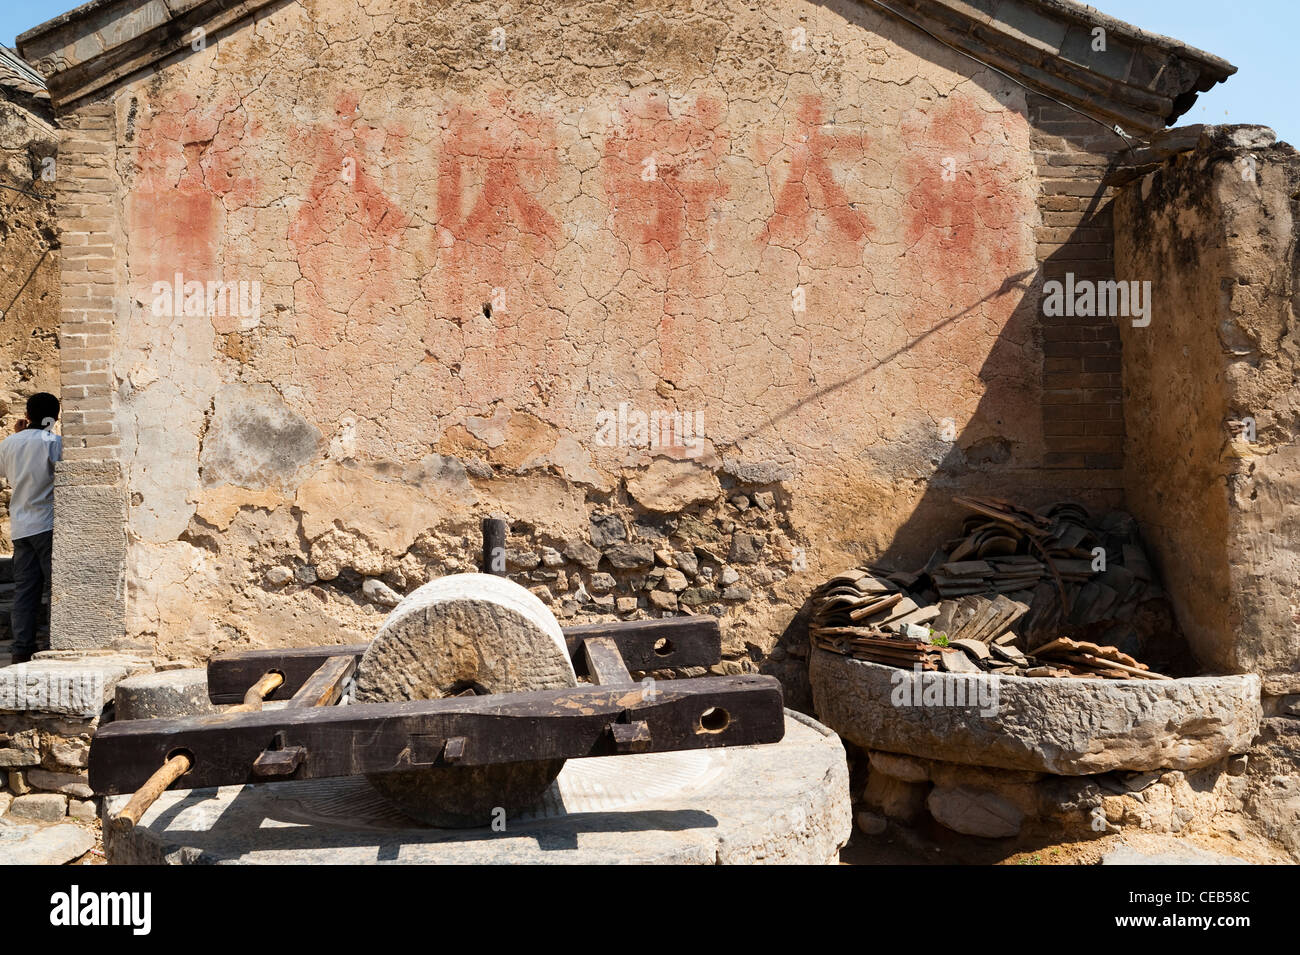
top-left (48, 433), bottom-right (62, 465)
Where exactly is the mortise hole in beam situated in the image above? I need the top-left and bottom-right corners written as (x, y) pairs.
top-left (698, 707), bottom-right (729, 734)
top-left (653, 638), bottom-right (675, 657)
top-left (165, 748), bottom-right (195, 773)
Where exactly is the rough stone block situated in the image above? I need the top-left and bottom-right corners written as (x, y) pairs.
top-left (0, 654), bottom-right (150, 717)
top-left (68, 798), bottom-right (97, 823)
top-left (1102, 841), bottom-right (1251, 865)
top-left (26, 769), bottom-right (92, 798)
top-left (8, 793), bottom-right (68, 822)
top-left (52, 462), bottom-right (128, 650)
top-left (863, 772), bottom-right (928, 822)
top-left (869, 750), bottom-right (931, 783)
top-left (114, 668), bottom-right (216, 720)
top-left (927, 786), bottom-right (1025, 838)
top-left (0, 822), bottom-right (93, 865)
top-left (46, 737), bottom-right (90, 769)
top-left (0, 747), bottom-right (39, 768)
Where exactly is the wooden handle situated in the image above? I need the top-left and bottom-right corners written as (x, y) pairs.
top-left (111, 752), bottom-right (192, 833)
top-left (110, 670), bottom-right (283, 833)
top-left (228, 670), bottom-right (285, 712)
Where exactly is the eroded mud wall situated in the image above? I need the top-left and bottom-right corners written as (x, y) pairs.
top-left (1116, 127), bottom-right (1300, 675)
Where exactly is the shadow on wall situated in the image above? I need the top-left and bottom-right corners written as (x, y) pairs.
top-left (751, 59), bottom-right (1208, 702)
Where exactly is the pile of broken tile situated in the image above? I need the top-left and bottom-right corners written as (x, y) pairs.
top-left (810, 496), bottom-right (1169, 680)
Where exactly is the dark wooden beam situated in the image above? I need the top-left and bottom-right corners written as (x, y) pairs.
top-left (481, 518), bottom-right (507, 575)
top-left (90, 675), bottom-right (785, 795)
top-left (564, 616), bottom-right (721, 675)
top-left (286, 655), bottom-right (356, 709)
top-left (582, 637), bottom-right (634, 685)
top-left (207, 616), bottom-right (722, 703)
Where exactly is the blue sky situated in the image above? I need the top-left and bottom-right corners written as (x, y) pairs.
top-left (1, 0), bottom-right (1295, 144)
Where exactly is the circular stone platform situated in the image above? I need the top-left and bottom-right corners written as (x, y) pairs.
top-left (103, 711), bottom-right (851, 865)
top-left (810, 646), bottom-right (1262, 774)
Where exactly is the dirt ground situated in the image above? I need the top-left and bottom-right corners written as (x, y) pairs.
top-left (839, 817), bottom-right (1294, 865)
top-left (71, 816), bottom-right (104, 865)
top-left (42, 810), bottom-right (1298, 865)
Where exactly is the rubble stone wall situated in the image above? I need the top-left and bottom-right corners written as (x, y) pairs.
top-left (48, 0), bottom-right (1129, 672)
top-left (0, 652), bottom-right (152, 825)
top-left (0, 77), bottom-right (60, 547)
top-left (1115, 128), bottom-right (1300, 676)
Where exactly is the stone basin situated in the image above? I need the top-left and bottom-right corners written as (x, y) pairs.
top-left (810, 646), bottom-right (1261, 775)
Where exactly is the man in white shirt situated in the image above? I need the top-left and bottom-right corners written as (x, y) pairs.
top-left (0, 393), bottom-right (62, 664)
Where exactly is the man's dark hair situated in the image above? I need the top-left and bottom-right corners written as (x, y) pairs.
top-left (26, 393), bottom-right (59, 430)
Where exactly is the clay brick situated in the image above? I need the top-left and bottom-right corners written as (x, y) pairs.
top-left (60, 266), bottom-right (114, 283)
top-left (1042, 152), bottom-right (1111, 167)
top-left (1041, 210), bottom-right (1111, 229)
top-left (1043, 452), bottom-right (1087, 468)
top-left (80, 435), bottom-right (120, 448)
top-left (61, 292), bottom-right (114, 309)
top-left (1083, 355), bottom-right (1122, 372)
top-left (1044, 357), bottom-right (1082, 373)
top-left (62, 218), bottom-right (113, 233)
top-left (57, 140), bottom-right (112, 157)
top-left (62, 314), bottom-right (114, 329)
top-left (1035, 227), bottom-right (1110, 243)
top-left (62, 446), bottom-right (115, 462)
top-left (59, 191), bottom-right (112, 206)
top-left (65, 396), bottom-right (113, 413)
top-left (1041, 180), bottom-right (1110, 198)
top-left (1042, 325), bottom-right (1091, 342)
top-left (1037, 242), bottom-right (1112, 260)
top-left (1042, 402), bottom-right (1118, 421)
top-left (1044, 420), bottom-right (1086, 436)
top-left (60, 243), bottom-right (115, 257)
top-left (1085, 453), bottom-right (1123, 469)
top-left (1038, 195), bottom-right (1095, 212)
top-left (1084, 419), bottom-right (1125, 435)
top-left (1042, 340), bottom-right (1120, 357)
top-left (61, 371), bottom-right (113, 387)
top-left (72, 420), bottom-right (116, 436)
top-left (1040, 261), bottom-right (1116, 279)
top-left (1049, 435), bottom-right (1124, 453)
top-left (64, 409), bottom-right (114, 424)
top-left (1044, 372), bottom-right (1120, 389)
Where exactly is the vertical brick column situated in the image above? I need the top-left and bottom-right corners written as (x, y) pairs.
top-left (1028, 94), bottom-right (1125, 471)
top-left (51, 100), bottom-right (127, 649)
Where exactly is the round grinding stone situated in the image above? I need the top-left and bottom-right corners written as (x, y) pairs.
top-left (353, 573), bottom-right (577, 827)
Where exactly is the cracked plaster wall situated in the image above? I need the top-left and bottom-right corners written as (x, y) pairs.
top-left (89, 0), bottom-right (1099, 665)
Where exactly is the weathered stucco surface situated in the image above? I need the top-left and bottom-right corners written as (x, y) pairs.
top-left (64, 0), bottom-right (1131, 664)
top-left (1116, 127), bottom-right (1300, 675)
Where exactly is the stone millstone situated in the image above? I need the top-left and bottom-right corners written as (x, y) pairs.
top-left (353, 573), bottom-right (577, 827)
